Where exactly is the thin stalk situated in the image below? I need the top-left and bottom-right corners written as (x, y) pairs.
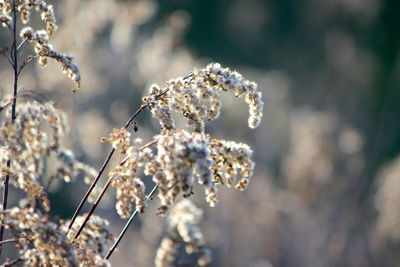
top-left (68, 72), bottom-right (191, 237)
top-left (0, 239), bottom-right (17, 246)
top-left (0, 1), bottom-right (18, 256)
top-left (104, 183), bottom-right (158, 260)
top-left (73, 141), bottom-right (158, 240)
top-left (17, 55), bottom-right (39, 75)
top-left (67, 104), bottom-right (148, 234)
top-left (73, 177), bottom-right (113, 239)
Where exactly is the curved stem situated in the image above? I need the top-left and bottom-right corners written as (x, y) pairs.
top-left (67, 71), bottom-right (190, 236)
top-left (67, 104), bottom-right (148, 234)
top-left (104, 183), bottom-right (158, 260)
top-left (73, 142), bottom-right (158, 240)
top-left (0, 1), bottom-right (19, 257)
top-left (17, 55), bottom-right (39, 76)
top-left (73, 177), bottom-right (113, 239)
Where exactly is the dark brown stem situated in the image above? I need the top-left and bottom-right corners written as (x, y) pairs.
top-left (67, 72), bottom-right (189, 236)
top-left (67, 104), bottom-right (148, 234)
top-left (0, 1), bottom-right (18, 257)
top-left (0, 239), bottom-right (17, 246)
top-left (73, 177), bottom-right (112, 239)
top-left (0, 53), bottom-right (13, 67)
top-left (104, 183), bottom-right (158, 260)
top-left (73, 141), bottom-right (157, 240)
top-left (17, 55), bottom-right (39, 75)
top-left (2, 258), bottom-right (23, 267)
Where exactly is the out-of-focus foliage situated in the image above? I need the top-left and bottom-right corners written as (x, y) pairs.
top-left (1, 0), bottom-right (399, 266)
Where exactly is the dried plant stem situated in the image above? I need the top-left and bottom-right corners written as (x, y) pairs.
top-left (73, 141), bottom-right (158, 240)
top-left (17, 55), bottom-right (39, 75)
top-left (0, 1), bottom-right (19, 256)
top-left (104, 183), bottom-right (158, 260)
top-left (73, 177), bottom-right (113, 240)
top-left (67, 104), bottom-right (148, 234)
top-left (0, 239), bottom-right (17, 246)
top-left (68, 73), bottom-right (191, 238)
top-left (67, 86), bottom-right (172, 234)
top-left (2, 258), bottom-right (23, 267)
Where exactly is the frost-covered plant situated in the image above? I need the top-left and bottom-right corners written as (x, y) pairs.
top-left (69, 63), bottom-right (263, 265)
top-left (155, 199), bottom-right (211, 267)
top-left (0, 0), bottom-right (263, 266)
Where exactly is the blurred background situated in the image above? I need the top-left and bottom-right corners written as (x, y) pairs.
top-left (1, 0), bottom-right (400, 266)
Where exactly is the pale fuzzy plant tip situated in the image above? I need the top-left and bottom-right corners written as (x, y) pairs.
top-left (143, 62), bottom-right (264, 132)
top-left (155, 199), bottom-right (212, 267)
top-left (0, 14), bottom-right (12, 27)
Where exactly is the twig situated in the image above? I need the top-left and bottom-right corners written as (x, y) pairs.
top-left (16, 39), bottom-right (27, 53)
top-left (67, 72), bottom-right (190, 237)
top-left (67, 85), bottom-right (172, 234)
top-left (2, 258), bottom-right (23, 267)
top-left (17, 55), bottom-right (39, 76)
top-left (0, 53), bottom-right (14, 67)
top-left (119, 139), bottom-right (157, 166)
top-left (73, 142), bottom-right (158, 240)
top-left (104, 183), bottom-right (158, 260)
top-left (66, 104), bottom-right (148, 234)
top-left (0, 238), bottom-right (17, 246)
top-left (0, 1), bottom-right (19, 257)
top-left (73, 177), bottom-right (113, 239)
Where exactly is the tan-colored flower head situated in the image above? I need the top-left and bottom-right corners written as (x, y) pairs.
top-left (105, 64), bottom-right (260, 217)
top-left (65, 214), bottom-right (113, 256)
top-left (155, 199), bottom-right (212, 267)
top-left (15, 2), bottom-right (80, 92)
top-left (0, 98), bottom-right (98, 211)
top-left (143, 63), bottom-right (264, 132)
top-left (1, 207), bottom-right (111, 266)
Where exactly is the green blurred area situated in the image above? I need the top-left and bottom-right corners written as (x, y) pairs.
top-left (155, 0), bottom-right (400, 202)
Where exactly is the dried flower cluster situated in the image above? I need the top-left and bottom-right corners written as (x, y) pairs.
top-left (155, 199), bottom-right (211, 267)
top-left (0, 98), bottom-right (97, 210)
top-left (19, 26), bottom-right (80, 91)
top-left (0, 0), bottom-right (80, 91)
top-left (65, 214), bottom-right (113, 256)
top-left (103, 127), bottom-right (255, 216)
top-left (0, 207), bottom-right (110, 266)
top-left (144, 63), bottom-right (264, 132)
top-left (102, 63), bottom-right (261, 216)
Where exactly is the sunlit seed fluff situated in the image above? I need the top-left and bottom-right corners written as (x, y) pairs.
top-left (19, 24), bottom-right (80, 91)
top-left (209, 138), bottom-right (255, 192)
top-left (155, 236), bottom-right (179, 267)
top-left (2, 207), bottom-right (110, 266)
top-left (0, 14), bottom-right (12, 27)
top-left (166, 199), bottom-right (212, 266)
top-left (146, 84), bottom-right (176, 130)
top-left (105, 136), bottom-right (155, 218)
top-left (154, 130), bottom-right (213, 214)
top-left (143, 63), bottom-right (263, 132)
top-left (100, 127), bottom-right (131, 153)
top-left (65, 214), bottom-right (113, 255)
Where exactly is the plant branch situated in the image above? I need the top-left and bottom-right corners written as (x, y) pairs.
top-left (66, 103), bottom-right (148, 234)
top-left (104, 183), bottom-right (158, 260)
top-left (16, 39), bottom-right (26, 53)
top-left (0, 1), bottom-right (19, 257)
top-left (67, 72), bottom-right (191, 236)
top-left (73, 177), bottom-right (113, 240)
top-left (72, 141), bottom-right (158, 240)
top-left (66, 83), bottom-right (175, 235)
top-left (2, 258), bottom-right (23, 267)
top-left (0, 53), bottom-right (14, 67)
top-left (17, 55), bottom-right (39, 75)
top-left (0, 238), bottom-right (17, 246)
